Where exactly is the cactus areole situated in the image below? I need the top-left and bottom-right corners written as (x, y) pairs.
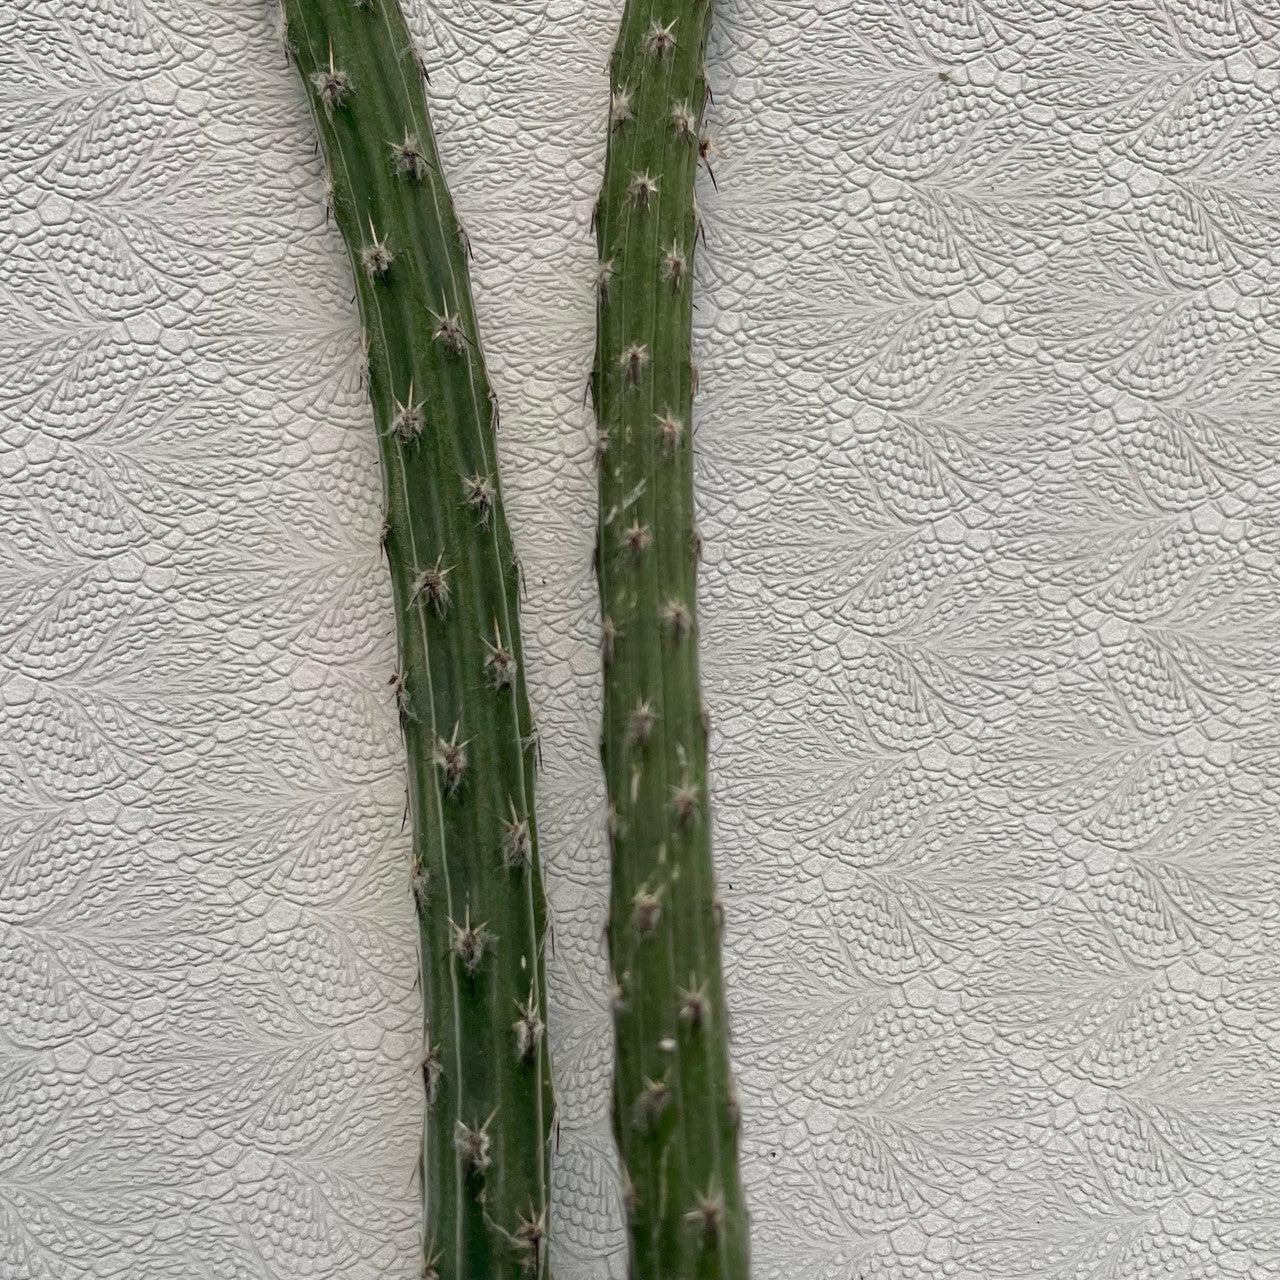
top-left (592, 1), bottom-right (751, 1276)
top-left (282, 3), bottom-right (554, 1276)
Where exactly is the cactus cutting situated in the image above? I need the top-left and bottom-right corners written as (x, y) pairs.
top-left (591, 1), bottom-right (752, 1275)
top-left (281, 2), bottom-right (554, 1276)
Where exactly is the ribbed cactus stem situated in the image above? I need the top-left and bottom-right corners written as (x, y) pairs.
top-left (592, 1), bottom-right (750, 1276)
top-left (281, 5), bottom-right (553, 1277)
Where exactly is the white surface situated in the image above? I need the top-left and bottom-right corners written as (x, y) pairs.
top-left (3, 1), bottom-right (1280, 1278)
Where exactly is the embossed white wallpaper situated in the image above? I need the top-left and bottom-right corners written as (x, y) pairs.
top-left (4, 1), bottom-right (1280, 1278)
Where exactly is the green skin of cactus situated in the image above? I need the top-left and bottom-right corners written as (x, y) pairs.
top-left (282, 4), bottom-right (554, 1277)
top-left (593, 2), bottom-right (750, 1277)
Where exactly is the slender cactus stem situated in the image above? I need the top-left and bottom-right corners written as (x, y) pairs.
top-left (592, 1), bottom-right (750, 1276)
top-left (281, 4), bottom-right (554, 1276)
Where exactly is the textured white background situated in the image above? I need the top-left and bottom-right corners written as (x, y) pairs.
top-left (3, 1), bottom-right (1280, 1278)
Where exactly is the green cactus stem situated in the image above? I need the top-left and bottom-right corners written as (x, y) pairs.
top-left (281, 4), bottom-right (553, 1276)
top-left (591, 2), bottom-right (751, 1276)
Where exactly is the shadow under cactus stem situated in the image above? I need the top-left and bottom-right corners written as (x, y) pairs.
top-left (592, 0), bottom-right (751, 1275)
top-left (282, 2), bottom-right (554, 1277)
